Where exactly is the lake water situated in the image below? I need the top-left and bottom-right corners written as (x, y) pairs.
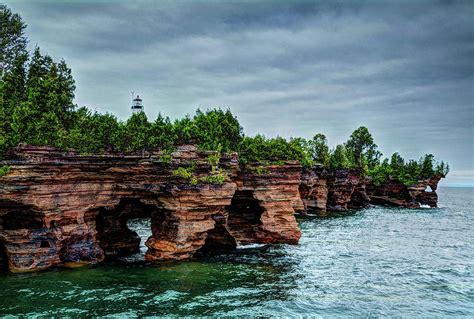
top-left (0, 187), bottom-right (473, 317)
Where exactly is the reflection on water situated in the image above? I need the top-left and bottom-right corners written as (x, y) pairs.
top-left (0, 187), bottom-right (473, 317)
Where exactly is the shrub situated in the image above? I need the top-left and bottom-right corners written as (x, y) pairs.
top-left (172, 166), bottom-right (197, 185)
top-left (200, 172), bottom-right (227, 185)
top-left (0, 165), bottom-right (11, 177)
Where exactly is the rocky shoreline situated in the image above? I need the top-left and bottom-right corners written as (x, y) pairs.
top-left (0, 145), bottom-right (443, 272)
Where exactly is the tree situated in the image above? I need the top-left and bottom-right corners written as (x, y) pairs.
top-left (435, 161), bottom-right (449, 177)
top-left (0, 4), bottom-right (27, 78)
top-left (192, 108), bottom-right (243, 152)
top-left (369, 158), bottom-right (391, 186)
top-left (173, 115), bottom-right (196, 145)
top-left (330, 144), bottom-right (352, 169)
top-left (149, 113), bottom-right (174, 151)
top-left (123, 112), bottom-right (151, 154)
top-left (310, 133), bottom-right (330, 167)
top-left (420, 154), bottom-right (435, 178)
top-left (346, 126), bottom-right (378, 170)
top-left (0, 52), bottom-right (28, 154)
top-left (288, 137), bottom-right (313, 168)
top-left (390, 152), bottom-right (404, 173)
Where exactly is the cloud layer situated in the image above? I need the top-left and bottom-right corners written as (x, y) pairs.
top-left (6, 0), bottom-right (474, 186)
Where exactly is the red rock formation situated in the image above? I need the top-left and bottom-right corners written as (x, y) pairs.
top-left (366, 175), bottom-right (443, 208)
top-left (299, 166), bottom-right (328, 213)
top-left (227, 162), bottom-right (303, 245)
top-left (299, 168), bottom-right (369, 213)
top-left (0, 145), bottom-right (302, 272)
top-left (0, 144), bottom-right (445, 273)
top-left (325, 169), bottom-right (369, 211)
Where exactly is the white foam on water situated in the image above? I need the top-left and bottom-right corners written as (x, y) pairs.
top-left (236, 243), bottom-right (267, 250)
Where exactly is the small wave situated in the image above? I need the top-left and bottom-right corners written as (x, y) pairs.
top-left (237, 243), bottom-right (267, 250)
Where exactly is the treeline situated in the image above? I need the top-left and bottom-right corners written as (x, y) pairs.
top-left (0, 5), bottom-right (448, 186)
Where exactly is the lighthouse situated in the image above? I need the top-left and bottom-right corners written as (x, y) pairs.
top-left (131, 94), bottom-right (144, 113)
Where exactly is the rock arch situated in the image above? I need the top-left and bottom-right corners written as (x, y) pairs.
top-left (93, 198), bottom-right (163, 260)
top-left (227, 189), bottom-right (265, 245)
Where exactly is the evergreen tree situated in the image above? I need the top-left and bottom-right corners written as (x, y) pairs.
top-left (192, 108), bottom-right (243, 152)
top-left (0, 4), bottom-right (27, 78)
top-left (420, 154), bottom-right (435, 178)
top-left (346, 126), bottom-right (378, 170)
top-left (149, 113), bottom-right (174, 151)
top-left (123, 112), bottom-right (151, 154)
top-left (310, 133), bottom-right (330, 167)
top-left (330, 144), bottom-right (352, 169)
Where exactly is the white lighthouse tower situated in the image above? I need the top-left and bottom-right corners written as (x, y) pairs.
top-left (131, 93), bottom-right (144, 113)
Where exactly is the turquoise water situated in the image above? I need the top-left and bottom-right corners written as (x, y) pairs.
top-left (1, 187), bottom-right (473, 317)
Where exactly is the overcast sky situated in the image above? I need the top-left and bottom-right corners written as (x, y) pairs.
top-left (5, 0), bottom-right (474, 186)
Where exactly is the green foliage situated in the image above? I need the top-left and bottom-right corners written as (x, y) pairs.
top-left (207, 152), bottom-right (221, 171)
top-left (239, 134), bottom-right (313, 167)
top-left (0, 4), bottom-right (450, 186)
top-left (199, 172), bottom-right (227, 185)
top-left (150, 113), bottom-right (174, 151)
top-left (0, 165), bottom-right (11, 177)
top-left (420, 154), bottom-right (434, 178)
top-left (367, 152), bottom-right (449, 186)
top-left (435, 161), bottom-right (449, 177)
top-left (193, 109), bottom-right (242, 152)
top-left (368, 159), bottom-right (391, 186)
top-left (172, 166), bottom-right (198, 185)
top-left (346, 126), bottom-right (379, 170)
top-left (253, 166), bottom-right (271, 175)
top-left (330, 144), bottom-right (352, 169)
top-left (310, 133), bottom-right (330, 167)
top-left (1, 4), bottom-right (27, 77)
top-left (122, 112), bottom-right (151, 153)
top-left (159, 153), bottom-right (172, 165)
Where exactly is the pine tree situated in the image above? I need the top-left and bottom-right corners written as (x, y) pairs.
top-left (0, 4), bottom-right (27, 78)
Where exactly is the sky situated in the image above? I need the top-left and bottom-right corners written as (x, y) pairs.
top-left (5, 0), bottom-right (474, 186)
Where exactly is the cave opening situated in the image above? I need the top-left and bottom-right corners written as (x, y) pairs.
top-left (0, 207), bottom-right (44, 231)
top-left (95, 198), bottom-right (164, 261)
top-left (425, 186), bottom-right (433, 193)
top-left (196, 213), bottom-right (237, 256)
top-left (226, 190), bottom-right (264, 245)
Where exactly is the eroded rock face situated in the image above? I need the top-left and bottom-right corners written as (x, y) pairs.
top-left (0, 145), bottom-right (303, 272)
top-left (366, 175), bottom-right (443, 208)
top-left (228, 162), bottom-right (303, 244)
top-left (299, 167), bottom-right (328, 213)
top-left (299, 168), bottom-right (369, 213)
top-left (0, 144), bottom-right (444, 273)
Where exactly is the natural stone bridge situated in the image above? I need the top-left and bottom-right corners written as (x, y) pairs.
top-left (0, 145), bottom-right (442, 273)
top-left (0, 145), bottom-right (302, 272)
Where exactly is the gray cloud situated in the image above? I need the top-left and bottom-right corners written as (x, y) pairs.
top-left (5, 0), bottom-right (474, 186)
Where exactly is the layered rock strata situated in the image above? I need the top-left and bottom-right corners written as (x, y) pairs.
top-left (299, 166), bottom-right (328, 213)
top-left (0, 145), bottom-right (241, 272)
top-left (228, 162), bottom-right (303, 245)
top-left (0, 145), bottom-right (444, 273)
top-left (299, 168), bottom-right (369, 213)
top-left (366, 175), bottom-right (443, 208)
top-left (299, 166), bottom-right (442, 212)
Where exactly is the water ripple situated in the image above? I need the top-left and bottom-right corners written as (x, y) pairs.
top-left (0, 187), bottom-right (473, 317)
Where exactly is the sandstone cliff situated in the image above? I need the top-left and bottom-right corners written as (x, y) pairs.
top-left (0, 145), bottom-right (443, 273)
top-left (366, 175), bottom-right (443, 208)
top-left (0, 145), bottom-right (303, 272)
top-left (299, 167), bottom-right (440, 212)
top-left (299, 168), bottom-right (369, 213)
